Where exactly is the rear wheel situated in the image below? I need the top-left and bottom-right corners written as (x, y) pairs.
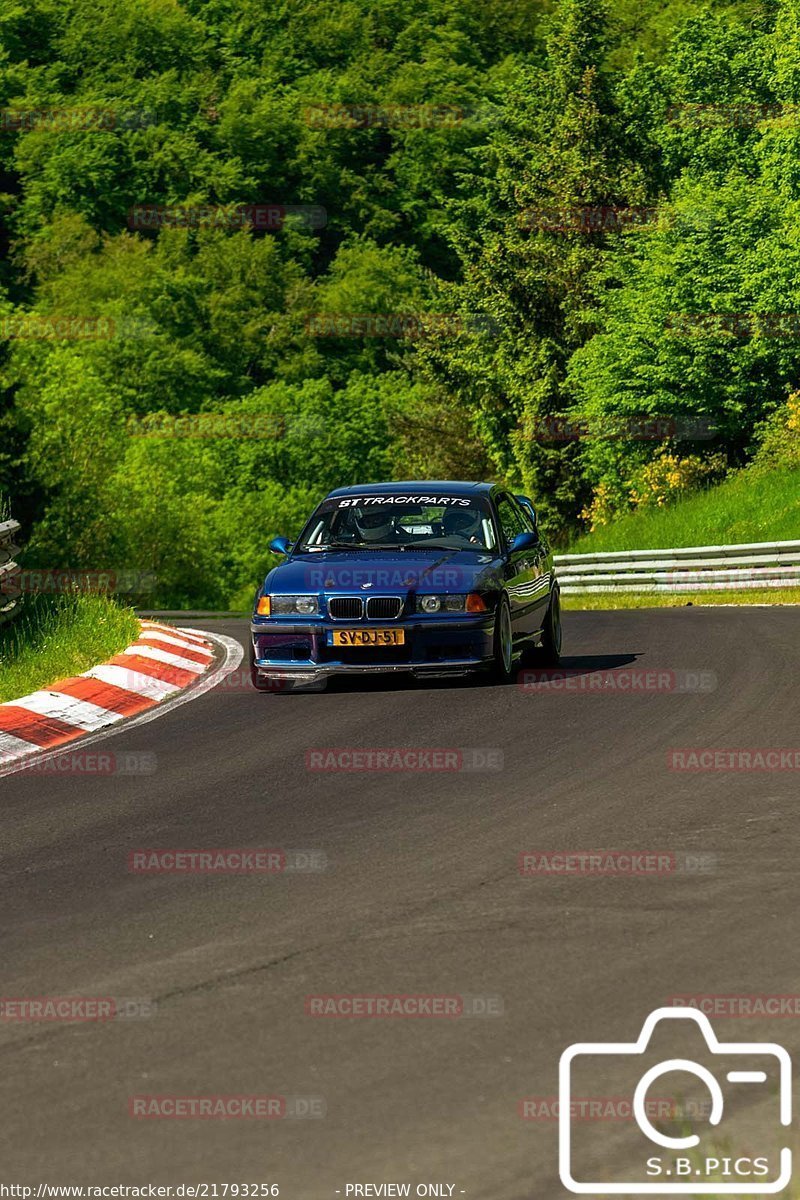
top-left (490, 595), bottom-right (514, 682)
top-left (539, 585), bottom-right (562, 666)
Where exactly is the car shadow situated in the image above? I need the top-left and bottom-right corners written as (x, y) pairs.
top-left (273, 652), bottom-right (642, 696)
top-left (519, 652), bottom-right (640, 677)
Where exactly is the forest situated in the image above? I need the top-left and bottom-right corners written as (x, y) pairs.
top-left (1, 0), bottom-right (798, 607)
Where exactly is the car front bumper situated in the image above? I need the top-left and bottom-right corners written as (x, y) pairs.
top-left (250, 616), bottom-right (495, 683)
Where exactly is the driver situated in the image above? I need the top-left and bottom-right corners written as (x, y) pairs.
top-left (353, 508), bottom-right (397, 543)
top-left (442, 507), bottom-right (482, 544)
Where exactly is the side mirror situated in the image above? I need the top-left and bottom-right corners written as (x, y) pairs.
top-left (269, 536), bottom-right (292, 556)
top-left (514, 494), bottom-right (538, 531)
top-left (510, 530), bottom-right (540, 554)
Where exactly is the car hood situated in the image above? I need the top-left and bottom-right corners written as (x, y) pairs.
top-left (263, 547), bottom-right (502, 596)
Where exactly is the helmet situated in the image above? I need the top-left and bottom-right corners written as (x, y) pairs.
top-left (443, 507), bottom-right (481, 540)
top-left (354, 507), bottom-right (394, 542)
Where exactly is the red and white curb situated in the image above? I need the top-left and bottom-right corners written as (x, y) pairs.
top-left (0, 621), bottom-right (243, 779)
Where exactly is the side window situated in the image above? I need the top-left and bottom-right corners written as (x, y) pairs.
top-left (495, 494), bottom-right (526, 548)
top-left (515, 497), bottom-right (537, 534)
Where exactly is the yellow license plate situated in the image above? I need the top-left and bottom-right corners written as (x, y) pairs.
top-left (332, 628), bottom-right (405, 647)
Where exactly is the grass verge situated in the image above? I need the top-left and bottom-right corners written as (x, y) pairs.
top-left (563, 587), bottom-right (800, 610)
top-left (0, 594), bottom-right (140, 704)
top-left (568, 467), bottom-right (800, 554)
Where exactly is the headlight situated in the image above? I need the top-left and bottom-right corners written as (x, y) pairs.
top-left (270, 594), bottom-right (320, 616)
top-left (416, 595), bottom-right (470, 613)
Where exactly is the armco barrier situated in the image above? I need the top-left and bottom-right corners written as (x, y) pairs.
top-left (554, 539), bottom-right (800, 594)
top-left (0, 518), bottom-right (22, 623)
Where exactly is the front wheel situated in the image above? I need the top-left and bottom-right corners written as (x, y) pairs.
top-left (539, 585), bottom-right (562, 666)
top-left (249, 641), bottom-right (272, 692)
top-left (490, 595), bottom-right (514, 682)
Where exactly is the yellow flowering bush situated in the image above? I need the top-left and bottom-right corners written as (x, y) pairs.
top-left (789, 394), bottom-right (800, 434)
top-left (581, 452), bottom-right (727, 529)
top-left (628, 451), bottom-right (727, 509)
top-left (580, 482), bottom-right (617, 529)
top-left (752, 392), bottom-right (800, 472)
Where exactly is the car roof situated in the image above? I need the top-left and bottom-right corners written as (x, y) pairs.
top-left (325, 481), bottom-right (495, 498)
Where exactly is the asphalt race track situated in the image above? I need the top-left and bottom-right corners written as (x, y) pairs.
top-left (1, 608), bottom-right (799, 1194)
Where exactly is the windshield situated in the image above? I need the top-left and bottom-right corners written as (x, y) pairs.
top-left (296, 494), bottom-right (497, 552)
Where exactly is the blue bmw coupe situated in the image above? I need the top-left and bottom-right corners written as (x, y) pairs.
top-left (250, 481), bottom-right (561, 690)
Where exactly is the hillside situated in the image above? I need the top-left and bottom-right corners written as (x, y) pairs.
top-left (1, 0), bottom-right (797, 607)
top-left (569, 466), bottom-right (800, 554)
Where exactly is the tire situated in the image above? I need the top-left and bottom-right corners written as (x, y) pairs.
top-left (490, 594), bottom-right (514, 682)
top-left (539, 585), bottom-right (562, 666)
top-left (249, 641), bottom-right (272, 692)
top-left (250, 643), bottom-right (328, 693)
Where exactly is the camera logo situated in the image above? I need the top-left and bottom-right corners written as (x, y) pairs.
top-left (559, 1007), bottom-right (791, 1193)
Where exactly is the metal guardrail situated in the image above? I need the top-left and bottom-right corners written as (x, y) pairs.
top-left (0, 519), bottom-right (22, 624)
top-left (554, 538), bottom-right (800, 594)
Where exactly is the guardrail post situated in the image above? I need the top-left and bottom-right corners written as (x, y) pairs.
top-left (0, 518), bottom-right (22, 624)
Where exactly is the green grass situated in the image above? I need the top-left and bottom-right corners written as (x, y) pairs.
top-left (568, 467), bottom-right (800, 554)
top-left (0, 594), bottom-right (140, 704)
top-left (563, 586), bottom-right (800, 610)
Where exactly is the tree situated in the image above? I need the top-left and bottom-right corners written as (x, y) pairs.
top-left (416, 0), bottom-right (638, 533)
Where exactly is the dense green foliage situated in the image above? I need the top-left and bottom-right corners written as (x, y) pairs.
top-left (0, 0), bottom-right (797, 605)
